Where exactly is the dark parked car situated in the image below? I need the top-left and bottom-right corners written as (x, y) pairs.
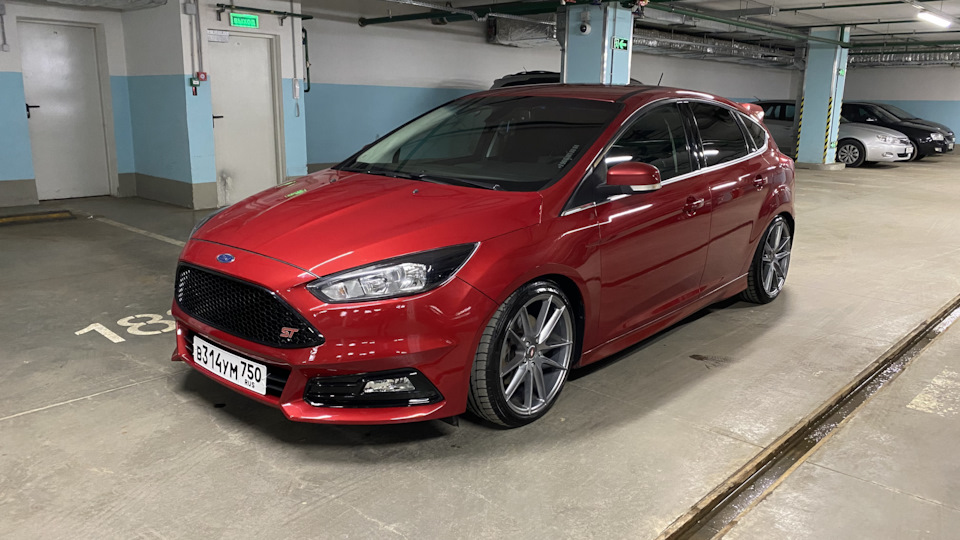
top-left (841, 102), bottom-right (953, 160)
top-left (492, 70), bottom-right (643, 89)
top-left (862, 102), bottom-right (955, 149)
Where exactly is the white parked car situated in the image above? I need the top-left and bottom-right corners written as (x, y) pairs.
top-left (756, 100), bottom-right (913, 167)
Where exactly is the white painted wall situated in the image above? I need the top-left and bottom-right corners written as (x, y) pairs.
top-left (122, 0), bottom-right (184, 76)
top-left (631, 55), bottom-right (799, 101)
top-left (0, 3), bottom-right (127, 75)
top-left (303, 0), bottom-right (798, 99)
top-left (303, 0), bottom-right (559, 90)
top-left (845, 66), bottom-right (960, 101)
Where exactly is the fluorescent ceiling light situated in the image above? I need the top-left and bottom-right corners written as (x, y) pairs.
top-left (917, 10), bottom-right (952, 28)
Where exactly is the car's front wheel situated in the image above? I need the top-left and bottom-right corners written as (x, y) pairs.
top-left (742, 216), bottom-right (792, 304)
top-left (836, 139), bottom-right (865, 167)
top-left (909, 141), bottom-right (924, 162)
top-left (467, 281), bottom-right (576, 427)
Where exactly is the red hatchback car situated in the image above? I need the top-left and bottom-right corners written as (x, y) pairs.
top-left (172, 85), bottom-right (795, 427)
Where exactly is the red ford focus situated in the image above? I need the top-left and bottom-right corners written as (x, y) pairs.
top-left (172, 85), bottom-right (795, 427)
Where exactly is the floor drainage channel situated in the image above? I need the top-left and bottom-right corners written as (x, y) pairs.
top-left (659, 294), bottom-right (960, 540)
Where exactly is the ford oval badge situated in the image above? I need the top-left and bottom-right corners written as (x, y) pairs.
top-left (217, 253), bottom-right (235, 264)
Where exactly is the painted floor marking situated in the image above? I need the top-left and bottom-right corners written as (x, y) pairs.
top-left (94, 217), bottom-right (185, 247)
top-left (907, 368), bottom-right (960, 418)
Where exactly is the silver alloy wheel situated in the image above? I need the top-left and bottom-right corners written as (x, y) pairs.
top-left (499, 293), bottom-right (574, 416)
top-left (761, 219), bottom-right (792, 297)
top-left (837, 143), bottom-right (859, 165)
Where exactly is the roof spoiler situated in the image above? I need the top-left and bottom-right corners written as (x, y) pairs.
top-left (739, 102), bottom-right (765, 122)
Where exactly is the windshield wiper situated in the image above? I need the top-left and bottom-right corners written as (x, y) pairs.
top-left (418, 174), bottom-right (502, 191)
top-left (343, 164), bottom-right (502, 191)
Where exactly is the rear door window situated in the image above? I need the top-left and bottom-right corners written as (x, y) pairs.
top-left (741, 116), bottom-right (767, 149)
top-left (690, 103), bottom-right (750, 167)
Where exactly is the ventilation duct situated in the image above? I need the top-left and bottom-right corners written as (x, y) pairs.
top-left (43, 0), bottom-right (166, 9)
top-left (632, 28), bottom-right (801, 69)
top-left (850, 51), bottom-right (960, 67)
top-left (487, 14), bottom-right (557, 47)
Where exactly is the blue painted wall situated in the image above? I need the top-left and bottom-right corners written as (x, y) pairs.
top-left (0, 72), bottom-right (36, 181)
top-left (184, 76), bottom-right (216, 186)
top-left (304, 83), bottom-right (475, 165)
top-left (110, 76), bottom-right (136, 175)
top-left (127, 75), bottom-right (193, 183)
top-left (877, 100), bottom-right (959, 134)
top-left (283, 78), bottom-right (308, 177)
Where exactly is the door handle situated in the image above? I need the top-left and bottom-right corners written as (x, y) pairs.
top-left (25, 103), bottom-right (40, 119)
top-left (753, 175), bottom-right (766, 190)
top-left (684, 197), bottom-right (705, 215)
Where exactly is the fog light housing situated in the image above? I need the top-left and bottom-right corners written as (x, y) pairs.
top-left (304, 369), bottom-right (443, 408)
top-left (363, 377), bottom-right (416, 394)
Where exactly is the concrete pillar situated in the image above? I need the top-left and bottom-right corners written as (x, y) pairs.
top-left (559, 2), bottom-right (633, 85)
top-left (796, 27), bottom-right (850, 169)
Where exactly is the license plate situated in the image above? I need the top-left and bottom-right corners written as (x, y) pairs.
top-left (192, 335), bottom-right (267, 395)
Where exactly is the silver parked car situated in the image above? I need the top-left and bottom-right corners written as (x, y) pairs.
top-left (756, 100), bottom-right (913, 167)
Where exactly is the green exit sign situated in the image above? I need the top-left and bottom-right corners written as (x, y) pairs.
top-left (230, 12), bottom-right (260, 28)
top-left (613, 37), bottom-right (629, 51)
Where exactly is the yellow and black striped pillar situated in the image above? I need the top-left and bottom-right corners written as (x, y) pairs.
top-left (823, 95), bottom-right (833, 162)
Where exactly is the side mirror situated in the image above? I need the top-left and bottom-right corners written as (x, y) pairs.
top-left (597, 162), bottom-right (662, 197)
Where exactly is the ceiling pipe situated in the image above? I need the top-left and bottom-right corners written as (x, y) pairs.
top-left (789, 0), bottom-right (939, 11)
top-left (643, 4), bottom-right (851, 46)
top-left (359, 0), bottom-right (561, 27)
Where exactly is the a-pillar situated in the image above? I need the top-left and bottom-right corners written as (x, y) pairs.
top-left (796, 27), bottom-right (850, 169)
top-left (559, 2), bottom-right (634, 85)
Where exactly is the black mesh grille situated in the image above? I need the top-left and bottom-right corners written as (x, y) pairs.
top-left (176, 264), bottom-right (324, 349)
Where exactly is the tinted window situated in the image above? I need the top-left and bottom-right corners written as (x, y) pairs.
top-left (690, 103), bottom-right (750, 167)
top-left (842, 104), bottom-right (872, 122)
top-left (782, 104), bottom-right (796, 121)
top-left (762, 104), bottom-right (780, 119)
top-left (606, 104), bottom-right (693, 180)
top-left (339, 96), bottom-right (621, 191)
top-left (742, 116), bottom-right (767, 149)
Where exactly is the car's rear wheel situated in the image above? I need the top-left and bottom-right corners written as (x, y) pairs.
top-left (467, 281), bottom-right (576, 427)
top-left (836, 139), bottom-right (865, 167)
top-left (742, 216), bottom-right (792, 304)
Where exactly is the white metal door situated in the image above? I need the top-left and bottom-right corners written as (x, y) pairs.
top-left (207, 34), bottom-right (281, 206)
top-left (19, 22), bottom-right (110, 200)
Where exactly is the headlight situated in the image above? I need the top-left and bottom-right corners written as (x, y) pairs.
top-left (308, 244), bottom-right (478, 303)
top-left (876, 134), bottom-right (893, 143)
top-left (190, 206), bottom-right (228, 238)
top-left (931, 132), bottom-right (945, 141)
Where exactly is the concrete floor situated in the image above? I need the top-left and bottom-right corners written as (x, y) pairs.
top-left (1, 154), bottom-right (959, 539)
top-left (725, 319), bottom-right (960, 540)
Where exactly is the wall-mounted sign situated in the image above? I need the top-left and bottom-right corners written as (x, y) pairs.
top-left (613, 37), bottom-right (629, 51)
top-left (207, 29), bottom-right (229, 42)
top-left (229, 12), bottom-right (260, 29)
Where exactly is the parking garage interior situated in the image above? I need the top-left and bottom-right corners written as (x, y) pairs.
top-left (2, 0), bottom-right (960, 538)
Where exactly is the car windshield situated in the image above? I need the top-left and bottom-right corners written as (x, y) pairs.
top-left (336, 96), bottom-right (622, 191)
top-left (878, 103), bottom-right (918, 120)
top-left (869, 106), bottom-right (902, 123)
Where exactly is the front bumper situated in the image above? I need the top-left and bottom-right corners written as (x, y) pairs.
top-left (917, 139), bottom-right (950, 156)
top-left (171, 239), bottom-right (497, 424)
top-left (864, 141), bottom-right (913, 162)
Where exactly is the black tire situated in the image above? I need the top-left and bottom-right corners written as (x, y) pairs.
top-left (836, 139), bottom-right (866, 167)
top-left (742, 215), bottom-right (792, 304)
top-left (467, 281), bottom-right (577, 428)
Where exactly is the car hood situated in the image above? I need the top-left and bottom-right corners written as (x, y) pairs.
top-left (840, 123), bottom-right (907, 140)
top-left (194, 170), bottom-right (543, 277)
top-left (899, 118), bottom-right (953, 136)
